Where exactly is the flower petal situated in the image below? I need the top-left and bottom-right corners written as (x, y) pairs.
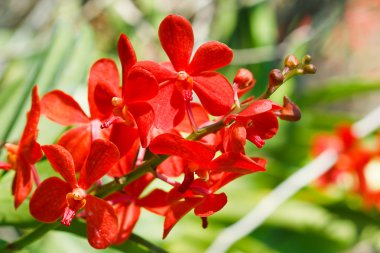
top-left (13, 158), bottom-right (33, 209)
top-left (223, 122), bottom-right (247, 153)
top-left (78, 139), bottom-right (120, 189)
top-left (41, 90), bottom-right (89, 125)
top-left (85, 195), bottom-right (118, 249)
top-left (159, 14), bottom-right (194, 71)
top-left (123, 66), bottom-right (158, 104)
top-left (109, 123), bottom-right (139, 157)
top-left (29, 177), bottom-right (71, 222)
top-left (118, 34), bottom-right (137, 85)
top-left (194, 193), bottom-right (227, 217)
top-left (237, 99), bottom-right (273, 118)
top-left (175, 103), bottom-right (209, 133)
top-left (19, 86), bottom-right (43, 164)
top-left (0, 162), bottom-right (12, 170)
top-left (42, 144), bottom-right (77, 187)
top-left (133, 61), bottom-right (176, 83)
top-left (113, 202), bottom-right (140, 244)
top-left (211, 152), bottom-right (266, 174)
top-left (88, 59), bottom-right (121, 120)
top-left (163, 198), bottom-right (202, 239)
top-left (246, 112), bottom-right (278, 141)
top-left (193, 72), bottom-right (234, 116)
top-left (187, 41), bottom-right (233, 74)
top-left (138, 189), bottom-right (170, 216)
top-left (108, 140), bottom-right (139, 177)
top-left (150, 133), bottom-right (215, 163)
top-left (128, 103), bottom-right (155, 147)
top-left (157, 155), bottom-right (185, 177)
top-left (150, 81), bottom-right (185, 130)
top-left (57, 125), bottom-right (91, 172)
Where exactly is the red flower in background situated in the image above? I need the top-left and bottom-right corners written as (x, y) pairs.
top-left (29, 139), bottom-right (120, 249)
top-left (0, 86), bottom-right (42, 208)
top-left (143, 14), bottom-right (234, 130)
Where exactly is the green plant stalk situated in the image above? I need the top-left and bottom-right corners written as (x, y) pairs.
top-left (1, 222), bottom-right (59, 251)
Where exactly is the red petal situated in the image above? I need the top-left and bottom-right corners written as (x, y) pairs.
top-left (113, 202), bottom-right (140, 244)
top-left (57, 125), bottom-right (91, 172)
top-left (42, 145), bottom-right (77, 187)
top-left (150, 133), bottom-right (215, 163)
top-left (0, 162), bottom-right (12, 170)
top-left (85, 195), bottom-right (118, 249)
top-left (13, 158), bottom-right (33, 209)
top-left (123, 66), bottom-right (158, 104)
top-left (237, 99), bottom-right (273, 118)
top-left (128, 103), bottom-right (155, 147)
top-left (187, 41), bottom-right (233, 74)
top-left (150, 82), bottom-right (185, 130)
top-left (211, 152), bottom-right (266, 174)
top-left (29, 177), bottom-right (71, 222)
top-left (194, 193), bottom-right (227, 217)
top-left (78, 139), bottom-right (120, 189)
top-left (108, 140), bottom-right (139, 177)
top-left (118, 34), bottom-right (137, 86)
top-left (175, 103), bottom-right (209, 133)
top-left (109, 123), bottom-right (139, 157)
top-left (246, 112), bottom-right (278, 141)
top-left (223, 122), bottom-right (247, 153)
top-left (138, 189), bottom-right (170, 216)
top-left (163, 198), bottom-right (202, 239)
top-left (41, 90), bottom-right (89, 125)
top-left (193, 72), bottom-right (234, 116)
top-left (19, 86), bottom-right (43, 163)
top-left (88, 59), bottom-right (120, 120)
top-left (157, 155), bottom-right (185, 177)
top-left (159, 15), bottom-right (194, 71)
top-left (133, 61), bottom-right (176, 83)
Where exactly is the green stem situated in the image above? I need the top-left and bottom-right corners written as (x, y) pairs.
top-left (127, 234), bottom-right (168, 253)
top-left (1, 222), bottom-right (59, 251)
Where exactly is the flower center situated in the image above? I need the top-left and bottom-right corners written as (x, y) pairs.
top-left (61, 188), bottom-right (87, 226)
top-left (175, 71), bottom-right (193, 101)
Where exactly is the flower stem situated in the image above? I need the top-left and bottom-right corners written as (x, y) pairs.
top-left (1, 222), bottom-right (59, 251)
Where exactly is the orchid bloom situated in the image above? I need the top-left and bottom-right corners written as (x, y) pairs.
top-left (144, 14), bottom-right (234, 130)
top-left (29, 139), bottom-right (120, 249)
top-left (106, 34), bottom-right (159, 147)
top-left (41, 59), bottom-right (120, 171)
top-left (0, 86), bottom-right (42, 208)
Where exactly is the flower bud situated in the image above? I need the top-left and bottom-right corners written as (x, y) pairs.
top-left (302, 54), bottom-right (312, 64)
top-left (303, 64), bottom-right (317, 74)
top-left (268, 69), bottom-right (284, 91)
top-left (275, 96), bottom-right (301, 121)
top-left (233, 68), bottom-right (255, 89)
top-left (284, 55), bottom-right (300, 69)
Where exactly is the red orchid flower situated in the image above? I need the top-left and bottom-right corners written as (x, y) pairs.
top-left (144, 14), bottom-right (234, 130)
top-left (0, 86), bottom-right (42, 208)
top-left (41, 59), bottom-right (120, 171)
top-left (101, 34), bottom-right (159, 147)
top-left (224, 99), bottom-right (280, 150)
top-left (29, 139), bottom-right (120, 249)
top-left (150, 133), bottom-right (265, 188)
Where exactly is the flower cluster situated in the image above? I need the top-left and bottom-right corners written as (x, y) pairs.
top-left (313, 125), bottom-right (380, 209)
top-left (0, 14), bottom-right (315, 249)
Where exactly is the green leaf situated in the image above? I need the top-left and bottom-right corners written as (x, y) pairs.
top-left (297, 79), bottom-right (380, 107)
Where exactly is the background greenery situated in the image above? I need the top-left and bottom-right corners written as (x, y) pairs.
top-left (1, 0), bottom-right (380, 252)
